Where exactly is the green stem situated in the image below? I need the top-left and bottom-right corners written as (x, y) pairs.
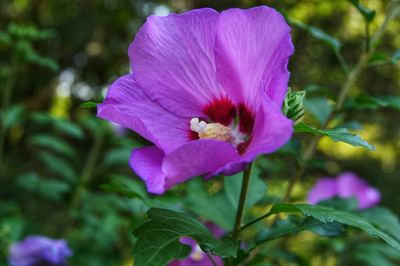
top-left (71, 129), bottom-right (104, 207)
top-left (232, 162), bottom-right (253, 240)
top-left (365, 23), bottom-right (371, 53)
top-left (334, 48), bottom-right (350, 74)
top-left (337, 0), bottom-right (400, 110)
top-left (240, 211), bottom-right (273, 232)
top-left (0, 51), bottom-right (19, 171)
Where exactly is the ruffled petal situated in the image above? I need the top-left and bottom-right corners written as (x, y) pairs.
top-left (162, 140), bottom-right (241, 190)
top-left (129, 146), bottom-right (166, 194)
top-left (129, 8), bottom-right (225, 117)
top-left (242, 95), bottom-right (293, 161)
top-left (97, 74), bottom-right (189, 153)
top-left (215, 6), bottom-right (294, 108)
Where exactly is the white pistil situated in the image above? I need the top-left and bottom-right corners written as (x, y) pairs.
top-left (231, 126), bottom-right (247, 146)
top-left (190, 118), bottom-right (207, 133)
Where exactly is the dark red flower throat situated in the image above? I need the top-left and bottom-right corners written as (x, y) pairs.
top-left (189, 97), bottom-right (255, 154)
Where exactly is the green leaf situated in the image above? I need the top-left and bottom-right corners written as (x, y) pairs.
top-left (133, 208), bottom-right (237, 266)
top-left (53, 119), bottom-right (85, 139)
top-left (30, 112), bottom-right (53, 123)
top-left (345, 95), bottom-right (400, 111)
top-left (255, 215), bottom-right (343, 244)
top-left (289, 19), bottom-right (341, 51)
top-left (355, 242), bottom-right (400, 266)
top-left (294, 122), bottom-right (375, 150)
top-left (360, 207), bottom-right (400, 241)
top-left (0, 216), bottom-right (24, 251)
top-left (392, 49), bottom-right (400, 63)
top-left (310, 221), bottom-right (345, 237)
top-left (368, 51), bottom-right (391, 65)
top-left (368, 50), bottom-right (400, 66)
top-left (304, 84), bottom-right (334, 97)
top-left (187, 171), bottom-right (267, 231)
top-left (187, 179), bottom-right (235, 229)
top-left (17, 172), bottom-right (70, 201)
top-left (37, 152), bottom-right (77, 182)
top-left (100, 180), bottom-right (144, 200)
top-left (255, 218), bottom-right (322, 244)
top-left (348, 0), bottom-right (376, 23)
top-left (30, 112), bottom-right (85, 139)
top-left (304, 97), bottom-right (332, 125)
top-left (16, 40), bottom-right (59, 72)
top-left (80, 101), bottom-right (98, 108)
top-left (102, 148), bottom-right (131, 166)
top-left (1, 105), bottom-right (25, 129)
top-left (345, 94), bottom-right (388, 110)
top-left (269, 203), bottom-right (400, 251)
top-left (29, 134), bottom-right (76, 158)
top-left (208, 236), bottom-right (237, 259)
top-left (0, 31), bottom-right (11, 45)
top-left (375, 96), bottom-right (400, 111)
top-left (283, 89), bottom-right (306, 121)
top-left (7, 23), bottom-right (55, 40)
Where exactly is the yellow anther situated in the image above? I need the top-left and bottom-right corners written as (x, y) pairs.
top-left (199, 123), bottom-right (232, 142)
top-left (190, 117), bottom-right (245, 144)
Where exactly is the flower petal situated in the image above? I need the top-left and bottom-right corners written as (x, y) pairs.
top-left (242, 95), bottom-right (293, 161)
top-left (97, 74), bottom-right (189, 153)
top-left (336, 172), bottom-right (380, 209)
top-left (358, 187), bottom-right (381, 209)
top-left (129, 146), bottom-right (166, 194)
top-left (308, 178), bottom-right (338, 204)
top-left (129, 8), bottom-right (225, 117)
top-left (162, 140), bottom-right (241, 190)
top-left (130, 141), bottom-right (241, 194)
top-left (336, 172), bottom-right (368, 197)
top-left (204, 161), bottom-right (248, 179)
top-left (215, 6), bottom-right (294, 107)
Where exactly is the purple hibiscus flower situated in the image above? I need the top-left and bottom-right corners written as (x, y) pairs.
top-left (308, 172), bottom-right (381, 209)
top-left (169, 223), bottom-right (225, 266)
top-left (8, 235), bottom-right (72, 266)
top-left (98, 6), bottom-right (294, 194)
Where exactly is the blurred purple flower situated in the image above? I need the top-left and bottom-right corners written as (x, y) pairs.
top-left (8, 236), bottom-right (72, 266)
top-left (307, 178), bottom-right (338, 205)
top-left (98, 6), bottom-right (294, 194)
top-left (308, 172), bottom-right (381, 209)
top-left (336, 172), bottom-right (381, 209)
top-left (169, 223), bottom-right (224, 266)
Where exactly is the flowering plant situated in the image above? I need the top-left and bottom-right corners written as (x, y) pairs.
top-left (2, 1), bottom-right (400, 266)
top-left (96, 3), bottom-right (400, 266)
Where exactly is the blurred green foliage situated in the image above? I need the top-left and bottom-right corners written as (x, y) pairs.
top-left (1, 0), bottom-right (400, 265)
